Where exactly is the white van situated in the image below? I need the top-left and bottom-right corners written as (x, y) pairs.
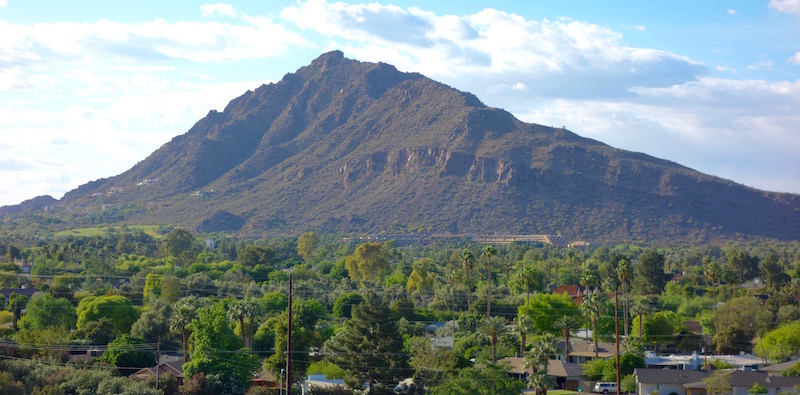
top-left (593, 382), bottom-right (618, 394)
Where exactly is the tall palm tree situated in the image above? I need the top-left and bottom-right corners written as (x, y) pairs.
top-left (704, 257), bottom-right (721, 353)
top-left (170, 304), bottom-right (196, 363)
top-left (460, 248), bottom-right (475, 315)
top-left (479, 316), bottom-right (508, 363)
top-left (227, 299), bottom-right (248, 346)
top-left (514, 314), bottom-right (536, 357)
top-left (580, 293), bottom-right (606, 357)
top-left (516, 264), bottom-right (540, 356)
top-left (721, 267), bottom-right (738, 349)
top-left (616, 259), bottom-right (632, 337)
top-left (524, 333), bottom-right (558, 395)
top-left (629, 296), bottom-right (651, 343)
top-left (446, 269), bottom-right (459, 334)
top-left (483, 245), bottom-right (496, 318)
top-left (243, 298), bottom-right (263, 348)
top-left (553, 315), bottom-right (579, 362)
top-left (602, 276), bottom-right (621, 395)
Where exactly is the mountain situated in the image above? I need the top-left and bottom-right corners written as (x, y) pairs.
top-left (3, 51), bottom-right (800, 244)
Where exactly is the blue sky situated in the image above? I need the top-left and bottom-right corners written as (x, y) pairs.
top-left (1, 0), bottom-right (799, 206)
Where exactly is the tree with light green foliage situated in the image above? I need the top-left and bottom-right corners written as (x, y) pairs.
top-left (344, 242), bottom-right (389, 283)
top-left (17, 293), bottom-right (75, 331)
top-left (521, 292), bottom-right (581, 335)
top-left (183, 303), bottom-right (259, 394)
top-left (76, 295), bottom-right (139, 335)
top-left (755, 320), bottom-right (800, 362)
top-left (297, 232), bottom-right (319, 263)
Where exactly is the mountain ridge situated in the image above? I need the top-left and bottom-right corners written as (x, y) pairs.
top-left (3, 50), bottom-right (799, 244)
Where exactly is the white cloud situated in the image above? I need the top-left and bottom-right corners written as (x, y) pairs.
top-left (727, 9), bottom-right (738, 15)
top-left (0, 0), bottom-right (6, 7)
top-left (789, 52), bottom-right (800, 65)
top-left (633, 25), bottom-right (646, 31)
top-left (769, 0), bottom-right (800, 16)
top-left (200, 3), bottom-right (236, 17)
top-left (283, 2), bottom-right (705, 99)
top-left (747, 60), bottom-right (774, 71)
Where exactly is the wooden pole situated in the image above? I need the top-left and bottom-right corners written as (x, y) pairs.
top-left (287, 273), bottom-right (293, 395)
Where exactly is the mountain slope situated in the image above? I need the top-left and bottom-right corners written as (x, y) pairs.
top-left (5, 51), bottom-right (800, 243)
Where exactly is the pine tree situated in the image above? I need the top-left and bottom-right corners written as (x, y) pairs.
top-left (324, 292), bottom-right (407, 390)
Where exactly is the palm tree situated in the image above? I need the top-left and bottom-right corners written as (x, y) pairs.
top-left (616, 259), bottom-right (632, 337)
top-left (524, 333), bottom-right (558, 395)
top-left (460, 248), bottom-right (475, 315)
top-left (580, 293), bottom-right (606, 357)
top-left (629, 295), bottom-right (651, 343)
top-left (243, 298), bottom-right (263, 348)
top-left (227, 299), bottom-right (248, 345)
top-left (170, 304), bottom-right (196, 363)
top-left (580, 272), bottom-right (598, 295)
top-left (483, 245), bottom-right (496, 318)
top-left (704, 257), bottom-right (721, 353)
top-left (721, 267), bottom-right (738, 349)
top-left (516, 264), bottom-right (541, 356)
top-left (602, 276), bottom-right (621, 395)
top-left (514, 314), bottom-right (536, 357)
top-left (479, 316), bottom-right (508, 363)
top-left (554, 315), bottom-right (579, 362)
top-left (446, 269), bottom-right (459, 334)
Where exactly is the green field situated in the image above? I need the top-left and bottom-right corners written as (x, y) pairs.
top-left (54, 225), bottom-right (167, 238)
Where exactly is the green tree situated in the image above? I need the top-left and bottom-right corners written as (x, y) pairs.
top-left (170, 304), bottom-right (196, 363)
top-left (633, 250), bottom-right (670, 295)
top-left (406, 258), bottom-right (439, 294)
top-left (521, 293), bottom-right (581, 335)
top-left (755, 320), bottom-right (800, 361)
top-left (161, 228), bottom-right (196, 260)
top-left (704, 371), bottom-right (731, 395)
top-left (324, 292), bottom-right (406, 390)
top-left (183, 303), bottom-right (259, 394)
top-left (460, 248), bottom-right (476, 315)
top-left (76, 295), bottom-right (139, 335)
top-left (17, 294), bottom-right (76, 331)
top-left (553, 315), bottom-right (580, 362)
top-left (344, 242), bottom-right (389, 283)
top-left (704, 257), bottom-right (722, 353)
top-left (130, 302), bottom-right (171, 344)
top-left (7, 293), bottom-right (28, 332)
top-left (483, 245), bottom-right (496, 318)
top-left (237, 245), bottom-right (278, 268)
top-left (479, 316), bottom-right (509, 363)
top-left (580, 292), bottom-right (607, 358)
top-left (297, 232), bottom-right (319, 263)
top-left (102, 335), bottom-right (155, 374)
top-left (427, 365), bottom-right (525, 395)
top-left (525, 333), bottom-right (558, 395)
top-left (332, 292), bottom-right (364, 318)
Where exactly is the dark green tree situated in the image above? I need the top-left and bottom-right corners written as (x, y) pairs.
top-left (632, 250), bottom-right (670, 295)
top-left (332, 292), bottom-right (364, 318)
top-left (17, 293), bottom-right (76, 331)
top-left (324, 292), bottom-right (406, 390)
top-left (101, 335), bottom-right (155, 374)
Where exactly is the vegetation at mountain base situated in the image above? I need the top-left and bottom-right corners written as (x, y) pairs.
top-left (1, 226), bottom-right (800, 393)
top-left (1, 51), bottom-right (799, 244)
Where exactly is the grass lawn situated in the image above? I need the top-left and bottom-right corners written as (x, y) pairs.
top-left (54, 225), bottom-right (166, 238)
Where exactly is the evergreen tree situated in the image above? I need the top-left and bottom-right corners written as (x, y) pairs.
top-left (324, 292), bottom-right (406, 390)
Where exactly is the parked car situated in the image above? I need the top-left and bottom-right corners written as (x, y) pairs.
top-left (593, 382), bottom-right (618, 394)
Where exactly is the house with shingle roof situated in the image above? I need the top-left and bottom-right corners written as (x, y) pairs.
top-left (683, 370), bottom-right (800, 395)
top-left (499, 357), bottom-right (588, 390)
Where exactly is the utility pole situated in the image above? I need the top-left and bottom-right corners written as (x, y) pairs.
top-left (155, 336), bottom-right (160, 391)
top-left (286, 272), bottom-right (293, 395)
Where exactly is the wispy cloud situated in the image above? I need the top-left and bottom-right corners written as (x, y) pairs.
top-left (200, 3), bottom-right (236, 18)
top-left (633, 25), bottom-right (646, 31)
top-left (769, 0), bottom-right (800, 17)
top-left (789, 52), bottom-right (800, 65)
top-left (727, 9), bottom-right (738, 15)
top-left (747, 60), bottom-right (774, 71)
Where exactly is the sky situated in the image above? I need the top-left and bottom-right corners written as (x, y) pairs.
top-left (1, 0), bottom-right (799, 207)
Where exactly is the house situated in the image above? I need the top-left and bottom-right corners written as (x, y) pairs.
top-left (645, 351), bottom-right (703, 370)
top-left (301, 374), bottom-right (346, 395)
top-left (635, 368), bottom-right (710, 395)
top-left (761, 360), bottom-right (800, 376)
top-left (683, 371), bottom-right (800, 395)
top-left (500, 357), bottom-right (588, 390)
top-left (553, 285), bottom-right (585, 303)
top-left (130, 355), bottom-right (185, 385)
top-left (558, 338), bottom-right (616, 364)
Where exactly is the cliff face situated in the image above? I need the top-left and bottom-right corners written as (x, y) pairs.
top-left (7, 51), bottom-right (798, 243)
